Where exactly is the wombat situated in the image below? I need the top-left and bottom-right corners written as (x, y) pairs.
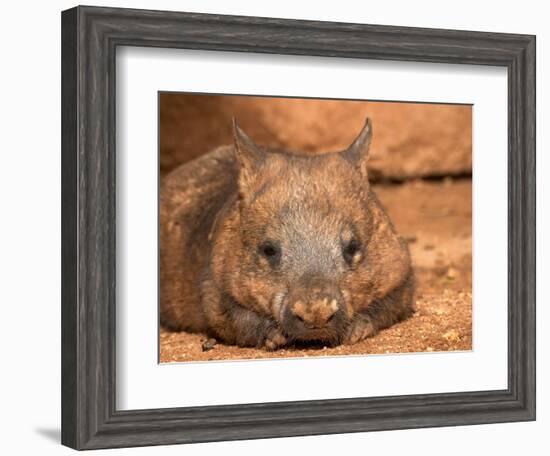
top-left (160, 119), bottom-right (415, 350)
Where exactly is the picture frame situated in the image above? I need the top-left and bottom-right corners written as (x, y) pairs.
top-left (61, 5), bottom-right (536, 450)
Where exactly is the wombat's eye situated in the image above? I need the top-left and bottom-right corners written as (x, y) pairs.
top-left (342, 239), bottom-right (361, 265)
top-left (258, 241), bottom-right (281, 264)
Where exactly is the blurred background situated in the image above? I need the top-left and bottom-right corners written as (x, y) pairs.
top-left (159, 93), bottom-right (472, 181)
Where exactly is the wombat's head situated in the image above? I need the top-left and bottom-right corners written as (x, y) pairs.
top-left (214, 119), bottom-right (406, 345)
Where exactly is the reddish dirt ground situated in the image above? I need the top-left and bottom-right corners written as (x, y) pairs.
top-left (160, 178), bottom-right (472, 363)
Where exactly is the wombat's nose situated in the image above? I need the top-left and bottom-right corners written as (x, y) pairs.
top-left (290, 297), bottom-right (339, 328)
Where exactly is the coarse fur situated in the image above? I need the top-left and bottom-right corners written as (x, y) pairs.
top-left (160, 119), bottom-right (415, 350)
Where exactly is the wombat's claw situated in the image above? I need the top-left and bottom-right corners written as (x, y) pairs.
top-left (345, 317), bottom-right (377, 345)
top-left (263, 327), bottom-right (287, 351)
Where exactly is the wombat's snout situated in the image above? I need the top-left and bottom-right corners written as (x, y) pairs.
top-left (289, 296), bottom-right (339, 328)
top-left (282, 278), bottom-right (344, 337)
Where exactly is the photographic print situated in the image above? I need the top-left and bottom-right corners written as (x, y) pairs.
top-left (159, 94), bottom-right (473, 362)
top-left (61, 7), bottom-right (536, 448)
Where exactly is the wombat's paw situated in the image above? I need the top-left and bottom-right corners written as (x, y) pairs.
top-left (262, 327), bottom-right (288, 351)
top-left (345, 316), bottom-right (377, 345)
top-left (201, 338), bottom-right (217, 352)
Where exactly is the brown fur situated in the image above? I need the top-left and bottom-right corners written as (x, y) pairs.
top-left (160, 119), bottom-right (415, 350)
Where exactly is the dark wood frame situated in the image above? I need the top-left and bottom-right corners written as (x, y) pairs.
top-left (61, 5), bottom-right (536, 450)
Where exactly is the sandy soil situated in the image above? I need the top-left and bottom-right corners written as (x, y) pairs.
top-left (160, 178), bottom-right (472, 363)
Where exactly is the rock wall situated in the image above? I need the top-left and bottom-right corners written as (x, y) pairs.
top-left (160, 94), bottom-right (471, 181)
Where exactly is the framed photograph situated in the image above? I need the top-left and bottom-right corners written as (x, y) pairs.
top-left (61, 5), bottom-right (536, 450)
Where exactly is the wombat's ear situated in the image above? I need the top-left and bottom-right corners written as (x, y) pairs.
top-left (342, 118), bottom-right (372, 176)
top-left (233, 118), bottom-right (264, 195)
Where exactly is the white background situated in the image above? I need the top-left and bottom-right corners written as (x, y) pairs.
top-left (117, 48), bottom-right (508, 410)
top-left (0, 1), bottom-right (547, 455)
